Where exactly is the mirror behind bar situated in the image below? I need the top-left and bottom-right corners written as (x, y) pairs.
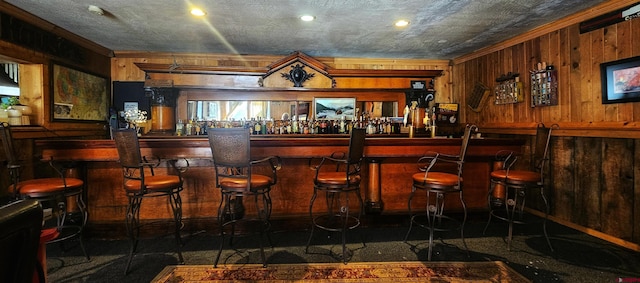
top-left (186, 100), bottom-right (397, 122)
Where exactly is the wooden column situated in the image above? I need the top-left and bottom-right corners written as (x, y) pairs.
top-left (365, 158), bottom-right (383, 214)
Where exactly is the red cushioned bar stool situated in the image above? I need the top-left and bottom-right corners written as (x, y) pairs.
top-left (1, 122), bottom-right (88, 262)
top-left (483, 123), bottom-right (557, 252)
top-left (404, 124), bottom-right (476, 261)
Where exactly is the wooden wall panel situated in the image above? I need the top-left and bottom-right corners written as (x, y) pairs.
top-left (551, 137), bottom-right (574, 220)
top-left (600, 138), bottom-right (634, 240)
top-left (574, 137), bottom-right (602, 229)
top-left (453, 3), bottom-right (640, 248)
top-left (455, 16), bottom-right (640, 137)
top-left (568, 24), bottom-right (582, 122)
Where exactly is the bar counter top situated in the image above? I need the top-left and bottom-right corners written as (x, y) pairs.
top-left (37, 135), bottom-right (524, 161)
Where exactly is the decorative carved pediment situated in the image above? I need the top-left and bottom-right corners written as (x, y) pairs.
top-left (262, 51), bottom-right (334, 88)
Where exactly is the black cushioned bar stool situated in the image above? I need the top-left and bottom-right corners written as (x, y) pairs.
top-left (208, 128), bottom-right (281, 267)
top-left (404, 124), bottom-right (477, 260)
top-left (306, 128), bottom-right (366, 264)
top-left (484, 123), bottom-right (556, 252)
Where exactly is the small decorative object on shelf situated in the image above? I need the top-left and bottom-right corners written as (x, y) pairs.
top-left (467, 81), bottom-right (491, 112)
top-left (494, 72), bottom-right (523, 104)
top-left (530, 62), bottom-right (558, 107)
top-left (123, 109), bottom-right (148, 135)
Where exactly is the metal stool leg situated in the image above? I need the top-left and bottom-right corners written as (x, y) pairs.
top-left (169, 191), bottom-right (184, 264)
top-left (124, 197), bottom-right (142, 275)
top-left (254, 192), bottom-right (268, 267)
top-left (540, 186), bottom-right (554, 252)
top-left (425, 191), bottom-right (439, 261)
top-left (459, 190), bottom-right (469, 257)
top-left (305, 188), bottom-right (318, 253)
top-left (74, 193), bottom-right (89, 261)
top-left (403, 187), bottom-right (417, 242)
top-left (214, 193), bottom-right (231, 267)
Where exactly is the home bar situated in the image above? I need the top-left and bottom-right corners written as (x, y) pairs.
top-left (1, 1), bottom-right (639, 282)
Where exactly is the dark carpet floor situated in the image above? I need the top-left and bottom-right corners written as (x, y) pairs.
top-left (45, 214), bottom-right (640, 283)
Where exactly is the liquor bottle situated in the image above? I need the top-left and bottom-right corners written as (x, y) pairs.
top-left (254, 118), bottom-right (262, 135)
top-left (303, 120), bottom-right (310, 134)
top-left (319, 120), bottom-right (328, 134)
top-left (277, 120), bottom-right (284, 135)
top-left (194, 120), bottom-right (201, 135)
top-left (292, 118), bottom-right (299, 134)
top-left (185, 119), bottom-right (193, 136)
top-left (175, 119), bottom-right (184, 136)
top-left (339, 116), bottom-right (346, 134)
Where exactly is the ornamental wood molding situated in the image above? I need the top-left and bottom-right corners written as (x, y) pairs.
top-left (135, 51), bottom-right (443, 89)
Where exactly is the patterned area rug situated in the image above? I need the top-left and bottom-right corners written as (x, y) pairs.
top-left (151, 261), bottom-right (531, 282)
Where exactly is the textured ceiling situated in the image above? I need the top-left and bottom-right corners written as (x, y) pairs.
top-left (6, 0), bottom-right (607, 59)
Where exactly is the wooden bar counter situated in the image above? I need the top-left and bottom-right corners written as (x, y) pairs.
top-left (36, 136), bottom-right (524, 236)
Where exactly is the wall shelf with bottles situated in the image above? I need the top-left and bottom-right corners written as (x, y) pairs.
top-left (530, 64), bottom-right (558, 107)
top-left (494, 72), bottom-right (524, 105)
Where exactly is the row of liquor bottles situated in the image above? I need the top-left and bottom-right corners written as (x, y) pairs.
top-left (175, 117), bottom-right (404, 136)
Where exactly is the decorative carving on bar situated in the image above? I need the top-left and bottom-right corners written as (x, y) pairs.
top-left (281, 63), bottom-right (315, 87)
top-left (264, 51), bottom-right (333, 88)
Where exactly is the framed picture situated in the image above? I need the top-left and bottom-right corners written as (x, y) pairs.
top-left (600, 55), bottom-right (640, 104)
top-left (314, 97), bottom-right (356, 120)
top-left (51, 63), bottom-right (109, 121)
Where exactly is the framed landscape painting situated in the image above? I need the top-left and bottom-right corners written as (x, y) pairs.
top-left (314, 97), bottom-right (356, 120)
top-left (51, 63), bottom-right (109, 121)
top-left (601, 56), bottom-right (640, 104)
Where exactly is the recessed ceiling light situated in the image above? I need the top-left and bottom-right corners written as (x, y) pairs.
top-left (395, 20), bottom-right (410, 27)
top-left (191, 8), bottom-right (206, 17)
top-left (88, 5), bottom-right (104, 16)
top-left (300, 15), bottom-right (315, 22)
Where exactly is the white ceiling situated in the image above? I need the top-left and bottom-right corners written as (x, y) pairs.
top-left (6, 0), bottom-right (607, 59)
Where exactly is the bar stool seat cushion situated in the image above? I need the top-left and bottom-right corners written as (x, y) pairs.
top-left (412, 172), bottom-right (461, 187)
top-left (491, 169), bottom-right (541, 185)
top-left (219, 174), bottom-right (273, 190)
top-left (316, 172), bottom-right (361, 186)
top-left (124, 175), bottom-right (181, 192)
top-left (10, 178), bottom-right (84, 195)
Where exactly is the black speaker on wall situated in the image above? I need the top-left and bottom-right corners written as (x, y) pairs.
top-left (112, 81), bottom-right (150, 115)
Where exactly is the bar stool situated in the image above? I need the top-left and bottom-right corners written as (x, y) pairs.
top-left (404, 124), bottom-right (477, 261)
top-left (207, 128), bottom-right (281, 267)
top-left (1, 122), bottom-right (88, 261)
top-left (113, 128), bottom-right (185, 275)
top-left (306, 128), bottom-right (366, 264)
top-left (484, 123), bottom-right (556, 251)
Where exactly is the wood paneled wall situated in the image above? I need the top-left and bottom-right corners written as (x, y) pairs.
top-left (453, 2), bottom-right (640, 138)
top-left (452, 1), bottom-right (640, 249)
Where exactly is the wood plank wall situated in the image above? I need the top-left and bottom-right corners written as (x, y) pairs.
top-left (452, 2), bottom-right (640, 248)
